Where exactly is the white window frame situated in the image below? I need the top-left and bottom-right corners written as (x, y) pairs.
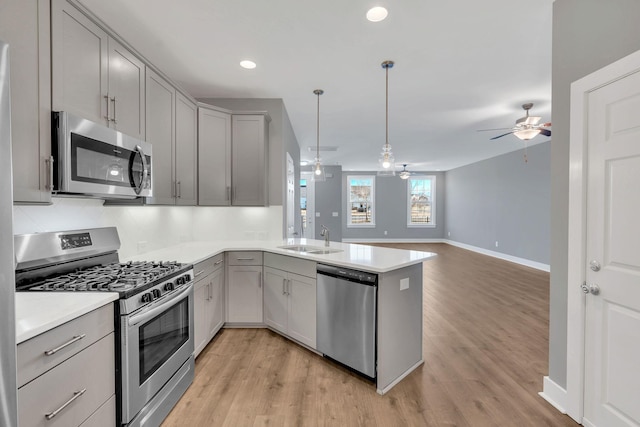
top-left (347, 175), bottom-right (375, 228)
top-left (407, 175), bottom-right (436, 228)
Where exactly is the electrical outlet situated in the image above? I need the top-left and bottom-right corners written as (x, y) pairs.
top-left (400, 278), bottom-right (410, 290)
top-left (384, 230), bottom-right (388, 235)
top-left (448, 231), bottom-right (451, 237)
top-left (316, 212), bottom-right (320, 217)
top-left (495, 241), bottom-right (499, 247)
top-left (332, 212), bottom-right (338, 217)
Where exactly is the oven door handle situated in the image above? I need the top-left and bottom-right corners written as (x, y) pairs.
top-left (129, 284), bottom-right (192, 327)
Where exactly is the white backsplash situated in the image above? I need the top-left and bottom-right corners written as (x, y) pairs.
top-left (14, 198), bottom-right (283, 260)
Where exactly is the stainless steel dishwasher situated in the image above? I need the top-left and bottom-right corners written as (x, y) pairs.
top-left (316, 264), bottom-right (377, 379)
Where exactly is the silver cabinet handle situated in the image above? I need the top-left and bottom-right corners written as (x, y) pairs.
top-left (44, 156), bottom-right (54, 191)
top-left (194, 270), bottom-right (205, 277)
top-left (44, 334), bottom-right (86, 356)
top-left (177, 181), bottom-right (181, 198)
top-left (282, 278), bottom-right (286, 295)
top-left (45, 388), bottom-right (87, 420)
top-left (226, 186), bottom-right (231, 202)
top-left (287, 279), bottom-right (291, 296)
top-left (104, 95), bottom-right (110, 122)
top-left (111, 96), bottom-right (117, 123)
top-left (236, 257), bottom-right (255, 261)
top-left (214, 260), bottom-right (224, 266)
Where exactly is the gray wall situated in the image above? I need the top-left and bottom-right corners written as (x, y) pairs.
top-left (550, 0), bottom-right (640, 389)
top-left (198, 98), bottom-right (301, 237)
top-left (341, 172), bottom-right (446, 240)
top-left (312, 165), bottom-right (343, 241)
top-left (445, 142), bottom-right (550, 264)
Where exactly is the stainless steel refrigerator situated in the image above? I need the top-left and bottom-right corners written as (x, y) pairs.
top-left (0, 39), bottom-right (18, 427)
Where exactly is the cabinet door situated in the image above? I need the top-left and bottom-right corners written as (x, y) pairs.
top-left (208, 267), bottom-right (225, 339)
top-left (231, 114), bottom-right (268, 206)
top-left (198, 107), bottom-right (231, 206)
top-left (227, 266), bottom-right (263, 323)
top-left (108, 38), bottom-right (145, 139)
top-left (175, 93), bottom-right (197, 205)
top-left (145, 69), bottom-right (175, 205)
top-left (288, 273), bottom-right (317, 349)
top-left (0, 0), bottom-right (52, 203)
top-left (52, 0), bottom-right (108, 125)
top-left (263, 267), bottom-right (288, 334)
top-left (194, 278), bottom-right (209, 357)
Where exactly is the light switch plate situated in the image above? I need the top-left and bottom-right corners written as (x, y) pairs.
top-left (400, 278), bottom-right (410, 291)
top-left (332, 212), bottom-right (338, 217)
top-left (316, 212), bottom-right (320, 217)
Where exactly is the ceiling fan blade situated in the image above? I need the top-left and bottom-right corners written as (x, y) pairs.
top-left (477, 127), bottom-right (513, 132)
top-left (490, 131), bottom-right (515, 140)
top-left (539, 128), bottom-right (551, 137)
top-left (540, 122), bottom-right (552, 127)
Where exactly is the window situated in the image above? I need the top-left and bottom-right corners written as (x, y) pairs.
top-left (348, 175), bottom-right (375, 227)
top-left (407, 176), bottom-right (435, 227)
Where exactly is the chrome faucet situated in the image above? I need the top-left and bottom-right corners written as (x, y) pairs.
top-left (320, 225), bottom-right (330, 246)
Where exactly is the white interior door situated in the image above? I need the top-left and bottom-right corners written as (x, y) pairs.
top-left (583, 68), bottom-right (640, 427)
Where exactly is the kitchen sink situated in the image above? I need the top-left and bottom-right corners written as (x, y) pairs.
top-left (278, 245), bottom-right (343, 255)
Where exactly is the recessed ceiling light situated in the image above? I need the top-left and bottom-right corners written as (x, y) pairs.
top-left (240, 60), bottom-right (256, 69)
top-left (300, 161), bottom-right (309, 166)
top-left (366, 7), bottom-right (388, 22)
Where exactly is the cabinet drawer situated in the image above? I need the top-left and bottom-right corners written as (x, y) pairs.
top-left (18, 333), bottom-right (115, 427)
top-left (17, 303), bottom-right (114, 388)
top-left (194, 253), bottom-right (224, 281)
top-left (227, 251), bottom-right (262, 266)
top-left (264, 253), bottom-right (316, 278)
top-left (79, 395), bottom-right (115, 427)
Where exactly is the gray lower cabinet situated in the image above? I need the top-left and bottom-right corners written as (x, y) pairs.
top-left (226, 251), bottom-right (263, 323)
top-left (194, 253), bottom-right (225, 357)
top-left (17, 304), bottom-right (115, 427)
top-left (0, 0), bottom-right (52, 203)
top-left (263, 253), bottom-right (317, 349)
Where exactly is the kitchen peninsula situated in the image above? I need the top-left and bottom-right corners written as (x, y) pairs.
top-left (125, 239), bottom-right (435, 394)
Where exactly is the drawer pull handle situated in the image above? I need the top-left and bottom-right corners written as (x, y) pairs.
top-left (236, 257), bottom-right (255, 261)
top-left (194, 270), bottom-right (205, 277)
top-left (214, 260), bottom-right (224, 266)
top-left (44, 334), bottom-right (86, 356)
top-left (45, 388), bottom-right (87, 420)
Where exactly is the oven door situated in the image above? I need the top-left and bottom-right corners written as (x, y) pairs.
top-left (121, 284), bottom-right (194, 423)
top-left (53, 111), bottom-right (152, 198)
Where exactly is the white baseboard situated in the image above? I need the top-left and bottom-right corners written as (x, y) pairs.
top-left (444, 240), bottom-right (550, 272)
top-left (342, 238), bottom-right (446, 244)
top-left (539, 376), bottom-right (567, 414)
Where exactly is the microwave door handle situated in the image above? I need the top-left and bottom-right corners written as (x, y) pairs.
top-left (129, 284), bottom-right (192, 327)
top-left (132, 145), bottom-right (149, 195)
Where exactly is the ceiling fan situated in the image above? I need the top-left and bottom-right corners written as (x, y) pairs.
top-left (480, 103), bottom-right (551, 141)
top-left (398, 164), bottom-right (413, 180)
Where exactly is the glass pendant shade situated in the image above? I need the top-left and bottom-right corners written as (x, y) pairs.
top-left (312, 158), bottom-right (325, 182)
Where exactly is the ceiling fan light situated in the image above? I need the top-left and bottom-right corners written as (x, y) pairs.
top-left (514, 128), bottom-right (541, 140)
top-left (399, 170), bottom-right (411, 180)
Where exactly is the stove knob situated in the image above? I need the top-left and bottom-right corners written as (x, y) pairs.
top-left (141, 292), bottom-right (154, 303)
top-left (152, 289), bottom-right (162, 299)
top-left (183, 274), bottom-right (192, 283)
top-left (164, 282), bottom-right (174, 292)
top-left (176, 277), bottom-right (185, 286)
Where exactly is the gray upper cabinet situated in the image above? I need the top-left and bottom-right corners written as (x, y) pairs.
top-left (0, 0), bottom-right (53, 203)
top-left (145, 69), bottom-right (175, 205)
top-left (51, 0), bottom-right (145, 139)
top-left (145, 69), bottom-right (197, 205)
top-left (231, 113), bottom-right (270, 206)
top-left (175, 92), bottom-right (198, 205)
top-left (198, 105), bottom-right (231, 206)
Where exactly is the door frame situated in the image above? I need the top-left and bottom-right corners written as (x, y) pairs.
top-left (566, 48), bottom-right (640, 423)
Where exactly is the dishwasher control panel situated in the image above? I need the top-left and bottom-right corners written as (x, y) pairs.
top-left (317, 264), bottom-right (377, 285)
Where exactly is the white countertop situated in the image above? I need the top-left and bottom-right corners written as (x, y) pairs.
top-left (15, 292), bottom-right (119, 344)
top-left (123, 238), bottom-right (436, 273)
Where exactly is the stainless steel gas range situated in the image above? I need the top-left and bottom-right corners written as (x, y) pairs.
top-left (15, 227), bottom-right (195, 427)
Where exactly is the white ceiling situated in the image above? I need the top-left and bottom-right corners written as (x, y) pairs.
top-left (79, 0), bottom-right (553, 172)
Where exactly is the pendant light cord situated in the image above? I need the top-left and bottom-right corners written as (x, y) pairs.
top-left (385, 64), bottom-right (389, 149)
top-left (317, 91), bottom-right (320, 159)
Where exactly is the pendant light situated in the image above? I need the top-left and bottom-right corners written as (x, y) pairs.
top-left (378, 60), bottom-right (396, 176)
top-left (312, 89), bottom-right (325, 181)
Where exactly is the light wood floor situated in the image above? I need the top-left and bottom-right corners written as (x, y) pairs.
top-left (163, 243), bottom-right (577, 427)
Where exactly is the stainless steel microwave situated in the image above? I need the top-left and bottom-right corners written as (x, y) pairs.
top-left (52, 111), bottom-right (152, 199)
